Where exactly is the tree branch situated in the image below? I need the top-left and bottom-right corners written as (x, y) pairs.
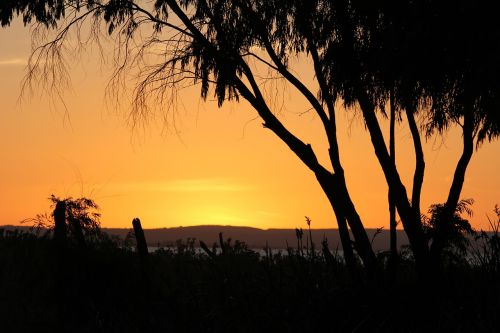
top-left (406, 108), bottom-right (425, 218)
top-left (308, 43), bottom-right (343, 174)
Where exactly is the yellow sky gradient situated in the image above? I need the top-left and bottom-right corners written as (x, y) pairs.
top-left (0, 20), bottom-right (499, 230)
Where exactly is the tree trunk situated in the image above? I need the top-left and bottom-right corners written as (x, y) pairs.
top-left (430, 111), bottom-right (474, 263)
top-left (231, 70), bottom-right (376, 274)
top-left (224, 29), bottom-right (379, 276)
top-left (406, 108), bottom-right (425, 221)
top-left (339, 179), bottom-right (378, 274)
top-left (444, 112), bottom-right (474, 216)
top-left (389, 91), bottom-right (398, 266)
top-left (317, 172), bottom-right (378, 277)
top-left (317, 173), bottom-right (357, 271)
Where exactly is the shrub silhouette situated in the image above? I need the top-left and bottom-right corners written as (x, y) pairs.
top-left (25, 195), bottom-right (106, 247)
top-left (472, 205), bottom-right (500, 274)
top-left (424, 198), bottom-right (475, 265)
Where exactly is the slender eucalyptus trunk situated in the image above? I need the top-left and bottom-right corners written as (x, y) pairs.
top-left (389, 92), bottom-right (398, 265)
top-left (339, 178), bottom-right (378, 273)
top-left (406, 108), bottom-right (425, 222)
top-left (317, 171), bottom-right (378, 277)
top-left (430, 111), bottom-right (474, 263)
top-left (316, 172), bottom-right (357, 272)
top-left (230, 63), bottom-right (376, 275)
top-left (445, 112), bottom-right (475, 216)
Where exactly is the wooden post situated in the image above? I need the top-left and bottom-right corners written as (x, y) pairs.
top-left (132, 218), bottom-right (148, 258)
top-left (53, 200), bottom-right (67, 244)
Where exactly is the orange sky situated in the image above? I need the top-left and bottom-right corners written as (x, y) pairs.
top-left (1, 20), bottom-right (499, 231)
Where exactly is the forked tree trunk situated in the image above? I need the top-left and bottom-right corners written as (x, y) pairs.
top-left (357, 92), bottom-right (430, 275)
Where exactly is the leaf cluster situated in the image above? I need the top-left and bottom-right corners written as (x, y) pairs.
top-left (1, 0), bottom-right (65, 27)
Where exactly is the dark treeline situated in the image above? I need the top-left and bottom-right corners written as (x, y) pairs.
top-left (1, 224), bottom-right (412, 251)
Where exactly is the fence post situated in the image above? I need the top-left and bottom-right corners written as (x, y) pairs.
top-left (53, 200), bottom-right (67, 244)
top-left (132, 218), bottom-right (148, 259)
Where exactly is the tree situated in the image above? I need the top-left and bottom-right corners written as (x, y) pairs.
top-left (2, 0), bottom-right (499, 276)
top-left (26, 195), bottom-right (101, 247)
top-left (324, 0), bottom-right (500, 269)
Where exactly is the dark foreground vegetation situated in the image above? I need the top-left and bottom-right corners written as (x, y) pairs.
top-left (1, 208), bottom-right (500, 332)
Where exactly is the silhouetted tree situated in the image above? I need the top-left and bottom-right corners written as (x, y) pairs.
top-left (348, 0), bottom-right (500, 269)
top-left (289, 0), bottom-right (500, 273)
top-left (2, 0), bottom-right (500, 276)
top-left (27, 195), bottom-right (101, 247)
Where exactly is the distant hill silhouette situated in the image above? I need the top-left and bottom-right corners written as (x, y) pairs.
top-left (0, 224), bottom-right (409, 252)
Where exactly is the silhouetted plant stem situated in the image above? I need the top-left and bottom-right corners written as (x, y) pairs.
top-left (321, 237), bottom-right (337, 270)
top-left (295, 228), bottom-right (304, 256)
top-left (305, 216), bottom-right (315, 258)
